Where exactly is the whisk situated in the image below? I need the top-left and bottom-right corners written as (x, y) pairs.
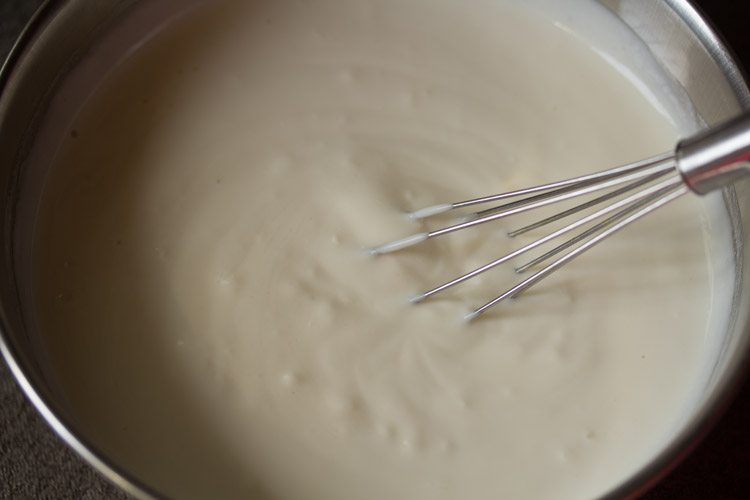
top-left (369, 113), bottom-right (750, 321)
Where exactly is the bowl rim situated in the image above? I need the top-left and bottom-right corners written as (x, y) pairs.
top-left (603, 1), bottom-right (750, 497)
top-left (0, 1), bottom-right (748, 499)
top-left (0, 2), bottom-right (168, 497)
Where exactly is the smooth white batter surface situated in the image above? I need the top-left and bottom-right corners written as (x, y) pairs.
top-left (33, 0), bottom-right (720, 499)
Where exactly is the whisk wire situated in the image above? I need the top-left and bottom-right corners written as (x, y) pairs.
top-left (513, 177), bottom-right (684, 273)
top-left (506, 169), bottom-right (672, 237)
top-left (412, 175), bottom-right (683, 304)
top-left (467, 158), bottom-right (675, 220)
top-left (466, 183), bottom-right (689, 321)
top-left (414, 152), bottom-right (673, 217)
top-left (368, 158), bottom-right (677, 256)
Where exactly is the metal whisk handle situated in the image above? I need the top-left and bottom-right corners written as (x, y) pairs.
top-left (677, 113), bottom-right (750, 195)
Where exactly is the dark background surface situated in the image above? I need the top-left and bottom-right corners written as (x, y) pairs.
top-left (0, 0), bottom-right (749, 498)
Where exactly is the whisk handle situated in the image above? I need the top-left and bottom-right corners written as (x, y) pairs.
top-left (676, 113), bottom-right (750, 195)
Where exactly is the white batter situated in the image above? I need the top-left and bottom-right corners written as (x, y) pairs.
top-left (33, 0), bottom-right (723, 499)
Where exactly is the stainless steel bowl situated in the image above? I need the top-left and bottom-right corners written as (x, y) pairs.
top-left (0, 1), bottom-right (748, 498)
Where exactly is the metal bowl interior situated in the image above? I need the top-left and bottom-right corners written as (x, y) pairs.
top-left (0, 1), bottom-right (748, 499)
